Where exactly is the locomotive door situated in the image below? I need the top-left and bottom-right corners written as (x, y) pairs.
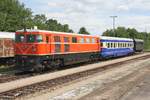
top-left (46, 35), bottom-right (51, 54)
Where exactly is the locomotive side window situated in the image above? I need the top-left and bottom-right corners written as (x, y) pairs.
top-left (55, 44), bottom-right (61, 52)
top-left (72, 37), bottom-right (77, 43)
top-left (64, 37), bottom-right (69, 42)
top-left (86, 38), bottom-right (90, 43)
top-left (91, 38), bottom-right (95, 43)
top-left (64, 37), bottom-right (70, 52)
top-left (27, 34), bottom-right (36, 43)
top-left (37, 35), bottom-right (43, 42)
top-left (80, 38), bottom-right (84, 43)
top-left (54, 36), bottom-right (61, 42)
top-left (64, 44), bottom-right (70, 52)
top-left (54, 36), bottom-right (61, 52)
top-left (46, 36), bottom-right (49, 43)
top-left (15, 34), bottom-right (25, 42)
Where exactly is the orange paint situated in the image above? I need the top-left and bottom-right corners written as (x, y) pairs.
top-left (15, 31), bottom-right (101, 55)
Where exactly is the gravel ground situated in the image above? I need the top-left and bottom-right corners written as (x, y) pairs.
top-left (26, 58), bottom-right (150, 100)
top-left (121, 72), bottom-right (150, 100)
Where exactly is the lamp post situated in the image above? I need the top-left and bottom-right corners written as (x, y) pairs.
top-left (110, 16), bottom-right (117, 36)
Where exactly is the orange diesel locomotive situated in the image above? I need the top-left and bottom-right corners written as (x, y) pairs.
top-left (15, 29), bottom-right (100, 71)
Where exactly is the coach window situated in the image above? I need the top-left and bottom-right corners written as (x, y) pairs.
top-left (15, 34), bottom-right (25, 42)
top-left (80, 38), bottom-right (84, 43)
top-left (114, 42), bottom-right (116, 48)
top-left (119, 43), bottom-right (121, 48)
top-left (86, 38), bottom-right (90, 43)
top-left (121, 43), bottom-right (123, 48)
top-left (72, 37), bottom-right (77, 43)
top-left (116, 43), bottom-right (118, 48)
top-left (110, 43), bottom-right (112, 48)
top-left (107, 43), bottom-right (110, 48)
top-left (120, 43), bottom-right (122, 48)
top-left (37, 35), bottom-right (43, 42)
top-left (128, 43), bottom-right (130, 47)
top-left (101, 43), bottom-right (103, 47)
top-left (64, 37), bottom-right (69, 42)
top-left (131, 43), bottom-right (133, 47)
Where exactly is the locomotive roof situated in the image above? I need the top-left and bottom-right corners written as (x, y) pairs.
top-left (100, 36), bottom-right (133, 41)
top-left (16, 29), bottom-right (99, 37)
top-left (0, 32), bottom-right (15, 39)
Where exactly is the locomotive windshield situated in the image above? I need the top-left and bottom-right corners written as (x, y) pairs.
top-left (36, 35), bottom-right (43, 42)
top-left (15, 34), bottom-right (25, 42)
top-left (27, 34), bottom-right (36, 43)
top-left (15, 34), bottom-right (43, 43)
top-left (26, 34), bottom-right (43, 43)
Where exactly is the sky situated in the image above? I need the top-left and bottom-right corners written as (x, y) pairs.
top-left (19, 0), bottom-right (150, 35)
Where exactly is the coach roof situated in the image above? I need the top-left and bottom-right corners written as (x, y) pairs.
top-left (100, 36), bottom-right (133, 41)
top-left (0, 32), bottom-right (15, 39)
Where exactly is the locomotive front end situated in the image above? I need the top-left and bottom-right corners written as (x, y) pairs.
top-left (15, 30), bottom-right (47, 71)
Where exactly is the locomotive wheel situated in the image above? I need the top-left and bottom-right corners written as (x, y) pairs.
top-left (34, 64), bottom-right (44, 72)
top-left (89, 55), bottom-right (95, 62)
top-left (51, 59), bottom-right (62, 70)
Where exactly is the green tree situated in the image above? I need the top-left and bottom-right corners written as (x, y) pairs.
top-left (102, 26), bottom-right (150, 50)
top-left (45, 19), bottom-right (73, 32)
top-left (0, 0), bottom-right (32, 32)
top-left (78, 27), bottom-right (90, 35)
top-left (33, 14), bottom-right (47, 29)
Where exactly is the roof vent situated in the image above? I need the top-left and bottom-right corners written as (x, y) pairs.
top-left (34, 26), bottom-right (38, 30)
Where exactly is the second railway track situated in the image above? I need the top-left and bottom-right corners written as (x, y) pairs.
top-left (0, 53), bottom-right (150, 99)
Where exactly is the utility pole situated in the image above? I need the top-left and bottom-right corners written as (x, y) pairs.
top-left (110, 16), bottom-right (117, 36)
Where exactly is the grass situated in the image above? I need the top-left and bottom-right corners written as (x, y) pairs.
top-left (144, 49), bottom-right (150, 52)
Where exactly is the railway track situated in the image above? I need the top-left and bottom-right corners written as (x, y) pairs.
top-left (0, 53), bottom-right (143, 84)
top-left (0, 53), bottom-right (150, 99)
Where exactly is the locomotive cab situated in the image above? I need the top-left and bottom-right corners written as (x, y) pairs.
top-left (15, 30), bottom-right (49, 71)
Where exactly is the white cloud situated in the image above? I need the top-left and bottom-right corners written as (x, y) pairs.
top-left (117, 5), bottom-right (129, 11)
